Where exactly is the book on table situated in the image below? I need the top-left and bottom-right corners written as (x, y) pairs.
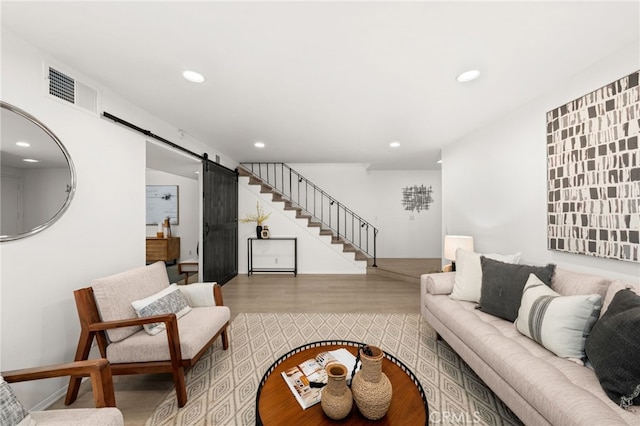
top-left (280, 348), bottom-right (359, 410)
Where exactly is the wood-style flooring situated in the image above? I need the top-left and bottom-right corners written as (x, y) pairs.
top-left (48, 258), bottom-right (439, 425)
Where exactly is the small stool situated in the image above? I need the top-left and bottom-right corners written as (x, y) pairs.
top-left (177, 259), bottom-right (199, 284)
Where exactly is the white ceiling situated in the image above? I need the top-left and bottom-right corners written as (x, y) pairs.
top-left (2, 1), bottom-right (639, 171)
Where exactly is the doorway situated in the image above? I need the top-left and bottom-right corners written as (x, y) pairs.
top-left (145, 141), bottom-right (201, 278)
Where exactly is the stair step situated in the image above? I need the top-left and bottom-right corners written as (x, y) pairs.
top-left (319, 229), bottom-right (334, 236)
top-left (308, 221), bottom-right (322, 227)
top-left (237, 166), bottom-right (252, 177)
top-left (260, 184), bottom-right (273, 193)
top-left (354, 251), bottom-right (368, 261)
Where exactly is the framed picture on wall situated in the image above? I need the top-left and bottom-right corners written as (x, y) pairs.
top-left (146, 185), bottom-right (179, 225)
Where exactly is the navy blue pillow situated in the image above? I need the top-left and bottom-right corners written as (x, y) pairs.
top-left (478, 257), bottom-right (555, 322)
top-left (585, 289), bottom-right (640, 408)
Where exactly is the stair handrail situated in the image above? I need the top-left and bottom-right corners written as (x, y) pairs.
top-left (240, 162), bottom-right (377, 267)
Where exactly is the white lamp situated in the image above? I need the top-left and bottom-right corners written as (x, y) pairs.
top-left (444, 235), bottom-right (474, 271)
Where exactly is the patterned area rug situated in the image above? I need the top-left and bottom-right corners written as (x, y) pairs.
top-left (145, 313), bottom-right (523, 425)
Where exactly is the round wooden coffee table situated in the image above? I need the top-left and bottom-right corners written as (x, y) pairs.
top-left (255, 340), bottom-right (429, 425)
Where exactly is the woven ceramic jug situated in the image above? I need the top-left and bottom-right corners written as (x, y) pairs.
top-left (351, 345), bottom-right (392, 420)
top-left (321, 363), bottom-right (353, 420)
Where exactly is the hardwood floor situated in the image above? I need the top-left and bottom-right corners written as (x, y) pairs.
top-left (48, 259), bottom-right (438, 425)
top-left (224, 272), bottom-right (422, 321)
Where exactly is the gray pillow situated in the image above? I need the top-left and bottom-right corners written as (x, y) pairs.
top-left (478, 257), bottom-right (555, 322)
top-left (585, 289), bottom-right (640, 409)
top-left (0, 378), bottom-right (29, 426)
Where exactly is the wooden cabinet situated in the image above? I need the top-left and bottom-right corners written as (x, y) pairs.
top-left (146, 237), bottom-right (180, 264)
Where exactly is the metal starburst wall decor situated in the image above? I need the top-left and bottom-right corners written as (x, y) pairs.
top-left (401, 185), bottom-right (434, 213)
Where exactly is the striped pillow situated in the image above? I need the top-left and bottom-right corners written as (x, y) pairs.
top-left (516, 274), bottom-right (602, 364)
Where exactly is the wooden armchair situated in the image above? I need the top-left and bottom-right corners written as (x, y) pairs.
top-left (65, 262), bottom-right (230, 408)
top-left (2, 359), bottom-right (123, 425)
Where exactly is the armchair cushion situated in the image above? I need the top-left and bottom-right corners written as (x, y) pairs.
top-left (106, 305), bottom-right (231, 363)
top-left (16, 415), bottom-right (35, 426)
top-left (92, 262), bottom-right (170, 342)
top-left (132, 284), bottom-right (191, 335)
top-left (0, 377), bottom-right (29, 426)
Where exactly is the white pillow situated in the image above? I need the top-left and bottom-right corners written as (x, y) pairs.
top-left (449, 249), bottom-right (522, 302)
top-left (131, 284), bottom-right (192, 335)
top-left (516, 274), bottom-right (602, 364)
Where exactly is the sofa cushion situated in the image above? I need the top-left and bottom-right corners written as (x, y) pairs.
top-left (106, 305), bottom-right (230, 363)
top-left (551, 268), bottom-right (611, 298)
top-left (0, 377), bottom-right (29, 426)
top-left (601, 280), bottom-right (640, 317)
top-left (586, 289), bottom-right (640, 409)
top-left (131, 283), bottom-right (192, 335)
top-left (516, 274), bottom-right (602, 364)
top-left (92, 262), bottom-right (171, 342)
top-left (478, 258), bottom-right (555, 322)
top-left (450, 249), bottom-right (521, 303)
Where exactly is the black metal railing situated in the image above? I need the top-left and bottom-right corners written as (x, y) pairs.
top-left (240, 162), bottom-right (377, 266)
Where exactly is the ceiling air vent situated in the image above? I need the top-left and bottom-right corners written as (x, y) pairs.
top-left (47, 66), bottom-right (98, 115)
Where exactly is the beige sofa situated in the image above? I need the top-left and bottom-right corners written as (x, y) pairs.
top-left (421, 268), bottom-right (640, 426)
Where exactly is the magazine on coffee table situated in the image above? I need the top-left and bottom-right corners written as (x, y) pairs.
top-left (281, 348), bottom-right (358, 410)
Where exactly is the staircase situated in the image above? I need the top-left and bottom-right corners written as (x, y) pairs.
top-left (238, 163), bottom-right (377, 265)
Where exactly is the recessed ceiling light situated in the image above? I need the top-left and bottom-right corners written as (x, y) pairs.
top-left (16, 141), bottom-right (30, 147)
top-left (456, 69), bottom-right (480, 83)
top-left (182, 70), bottom-right (206, 83)
top-left (389, 141), bottom-right (400, 148)
top-left (437, 159), bottom-right (443, 164)
top-left (23, 158), bottom-right (39, 163)
top-left (254, 141), bottom-right (265, 148)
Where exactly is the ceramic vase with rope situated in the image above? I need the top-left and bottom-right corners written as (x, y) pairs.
top-left (321, 363), bottom-right (353, 420)
top-left (351, 345), bottom-right (392, 420)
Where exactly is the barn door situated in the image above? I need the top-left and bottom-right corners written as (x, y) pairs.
top-left (202, 157), bottom-right (238, 284)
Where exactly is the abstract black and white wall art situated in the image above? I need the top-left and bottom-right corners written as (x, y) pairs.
top-left (401, 184), bottom-right (433, 213)
top-left (547, 71), bottom-right (640, 263)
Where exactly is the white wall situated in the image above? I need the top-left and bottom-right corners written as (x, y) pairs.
top-left (289, 164), bottom-right (442, 258)
top-left (145, 169), bottom-right (199, 262)
top-left (441, 42), bottom-right (640, 283)
top-left (0, 30), bottom-right (231, 410)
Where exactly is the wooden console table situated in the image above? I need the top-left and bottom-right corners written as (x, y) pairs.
top-left (146, 237), bottom-right (180, 264)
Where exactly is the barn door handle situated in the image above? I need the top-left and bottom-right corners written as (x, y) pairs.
top-left (205, 223), bottom-right (210, 236)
